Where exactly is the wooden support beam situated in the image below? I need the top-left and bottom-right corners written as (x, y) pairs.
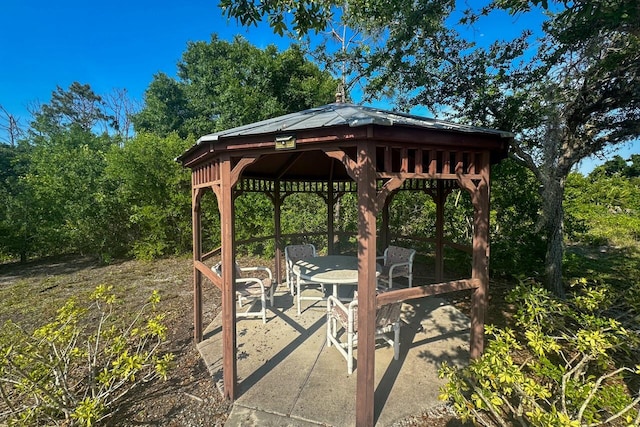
top-left (192, 188), bottom-right (204, 342)
top-left (325, 149), bottom-right (358, 180)
top-left (220, 156), bottom-right (237, 400)
top-left (327, 177), bottom-right (336, 255)
top-left (356, 141), bottom-right (377, 427)
top-left (457, 151), bottom-right (491, 360)
top-left (230, 156), bottom-right (259, 187)
top-left (273, 181), bottom-right (283, 284)
top-left (435, 181), bottom-right (445, 282)
top-left (376, 177), bottom-right (405, 212)
top-left (194, 260), bottom-right (223, 290)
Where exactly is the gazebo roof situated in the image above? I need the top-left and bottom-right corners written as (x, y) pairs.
top-left (199, 102), bottom-right (512, 141)
top-left (177, 103), bottom-right (512, 169)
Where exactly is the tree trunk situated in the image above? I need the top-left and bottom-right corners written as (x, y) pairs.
top-left (541, 175), bottom-right (566, 298)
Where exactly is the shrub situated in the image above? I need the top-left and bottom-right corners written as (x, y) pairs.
top-left (439, 279), bottom-right (640, 426)
top-left (0, 285), bottom-right (173, 426)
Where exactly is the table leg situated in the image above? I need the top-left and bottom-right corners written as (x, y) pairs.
top-left (296, 273), bottom-right (302, 316)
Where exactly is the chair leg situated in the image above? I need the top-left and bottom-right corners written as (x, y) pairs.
top-left (326, 310), bottom-right (332, 347)
top-left (261, 293), bottom-right (267, 324)
top-left (393, 322), bottom-right (400, 360)
top-left (296, 276), bottom-right (301, 316)
top-left (347, 328), bottom-right (354, 375)
top-left (289, 273), bottom-right (295, 296)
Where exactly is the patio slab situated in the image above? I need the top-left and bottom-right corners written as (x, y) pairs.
top-left (197, 287), bottom-right (471, 426)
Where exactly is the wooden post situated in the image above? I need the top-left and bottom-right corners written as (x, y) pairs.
top-left (274, 181), bottom-right (283, 284)
top-left (435, 181), bottom-right (445, 282)
top-left (468, 153), bottom-right (490, 359)
top-left (356, 141), bottom-right (377, 427)
top-left (381, 196), bottom-right (390, 251)
top-left (192, 187), bottom-right (203, 342)
top-left (327, 179), bottom-right (335, 255)
top-left (220, 156), bottom-right (237, 399)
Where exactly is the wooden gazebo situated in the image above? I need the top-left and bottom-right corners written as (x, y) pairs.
top-left (177, 103), bottom-right (511, 426)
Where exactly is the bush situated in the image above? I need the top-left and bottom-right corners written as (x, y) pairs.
top-left (439, 279), bottom-right (640, 426)
top-left (0, 285), bottom-right (173, 426)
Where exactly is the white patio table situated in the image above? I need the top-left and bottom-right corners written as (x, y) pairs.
top-left (293, 255), bottom-right (381, 315)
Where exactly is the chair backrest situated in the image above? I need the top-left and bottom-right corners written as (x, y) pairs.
top-left (285, 244), bottom-right (316, 263)
top-left (349, 291), bottom-right (403, 331)
top-left (375, 302), bottom-right (403, 328)
top-left (384, 246), bottom-right (415, 265)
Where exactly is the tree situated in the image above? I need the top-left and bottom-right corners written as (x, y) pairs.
top-left (220, 0), bottom-right (457, 103)
top-left (221, 0), bottom-right (640, 296)
top-left (0, 143), bottom-right (32, 262)
top-left (104, 132), bottom-right (193, 259)
top-left (133, 36), bottom-right (337, 137)
top-left (0, 105), bottom-right (24, 146)
top-left (103, 88), bottom-right (140, 142)
top-left (9, 84), bottom-right (119, 260)
top-left (30, 82), bottom-right (115, 136)
top-left (131, 73), bottom-right (191, 138)
top-left (593, 154), bottom-right (640, 178)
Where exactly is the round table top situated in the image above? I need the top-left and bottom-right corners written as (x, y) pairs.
top-left (293, 255), bottom-right (381, 284)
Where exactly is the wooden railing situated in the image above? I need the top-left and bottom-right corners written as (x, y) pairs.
top-left (376, 278), bottom-right (480, 307)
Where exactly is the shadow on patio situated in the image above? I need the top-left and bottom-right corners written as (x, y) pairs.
top-left (197, 285), bottom-right (470, 426)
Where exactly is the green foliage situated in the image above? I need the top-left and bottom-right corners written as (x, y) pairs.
top-left (133, 36), bottom-right (337, 138)
top-left (490, 159), bottom-right (545, 276)
top-left (235, 192), bottom-right (276, 256)
top-left (30, 82), bottom-right (114, 135)
top-left (0, 143), bottom-right (32, 261)
top-left (23, 126), bottom-right (115, 258)
top-left (105, 132), bottom-right (193, 260)
top-left (0, 285), bottom-right (173, 426)
top-left (565, 172), bottom-right (640, 247)
top-left (281, 193), bottom-right (328, 252)
top-left (439, 280), bottom-right (640, 426)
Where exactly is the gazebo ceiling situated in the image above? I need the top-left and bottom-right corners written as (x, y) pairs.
top-left (177, 103), bottom-right (512, 182)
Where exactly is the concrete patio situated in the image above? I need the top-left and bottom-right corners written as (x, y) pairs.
top-left (197, 286), bottom-right (471, 426)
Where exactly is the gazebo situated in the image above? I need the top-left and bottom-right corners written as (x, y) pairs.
top-left (177, 102), bottom-right (511, 426)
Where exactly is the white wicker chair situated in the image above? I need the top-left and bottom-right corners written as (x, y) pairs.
top-left (212, 262), bottom-right (274, 323)
top-left (377, 246), bottom-right (417, 289)
top-left (284, 244), bottom-right (317, 296)
top-left (326, 295), bottom-right (402, 374)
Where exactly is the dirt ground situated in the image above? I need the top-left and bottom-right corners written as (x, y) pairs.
top-left (0, 255), bottom-right (472, 426)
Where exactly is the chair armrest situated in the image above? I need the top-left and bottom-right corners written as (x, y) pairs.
top-left (235, 278), bottom-right (267, 296)
top-left (240, 266), bottom-right (273, 279)
top-left (388, 261), bottom-right (410, 268)
top-left (388, 262), bottom-right (410, 275)
top-left (327, 295), bottom-right (348, 313)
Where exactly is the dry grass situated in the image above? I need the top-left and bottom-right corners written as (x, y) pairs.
top-left (0, 255), bottom-right (229, 426)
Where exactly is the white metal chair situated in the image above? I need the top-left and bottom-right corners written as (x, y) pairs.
top-left (326, 295), bottom-right (402, 374)
top-left (377, 246), bottom-right (417, 289)
top-left (284, 244), bottom-right (317, 296)
top-left (212, 262), bottom-right (274, 323)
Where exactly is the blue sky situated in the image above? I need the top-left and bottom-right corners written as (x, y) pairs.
top-left (0, 0), bottom-right (287, 119)
top-left (0, 0), bottom-right (635, 172)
